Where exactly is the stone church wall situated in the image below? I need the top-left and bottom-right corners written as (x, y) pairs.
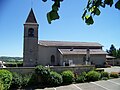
top-left (61, 54), bottom-right (106, 66)
top-left (38, 45), bottom-right (58, 65)
top-left (90, 54), bottom-right (106, 65)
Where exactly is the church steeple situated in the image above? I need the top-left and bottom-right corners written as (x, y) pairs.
top-left (23, 8), bottom-right (39, 67)
top-left (25, 8), bottom-right (37, 23)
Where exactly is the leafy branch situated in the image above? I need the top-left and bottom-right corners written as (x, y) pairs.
top-left (42, 0), bottom-right (120, 25)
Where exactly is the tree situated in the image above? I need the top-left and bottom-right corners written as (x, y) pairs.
top-left (116, 48), bottom-right (120, 58)
top-left (42, 0), bottom-right (120, 25)
top-left (107, 44), bottom-right (116, 57)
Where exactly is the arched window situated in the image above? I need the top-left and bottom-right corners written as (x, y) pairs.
top-left (28, 28), bottom-right (34, 37)
top-left (51, 55), bottom-right (55, 65)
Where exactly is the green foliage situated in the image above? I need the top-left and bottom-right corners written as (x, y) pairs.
top-left (28, 74), bottom-right (38, 85)
top-left (104, 0), bottom-right (113, 7)
top-left (76, 76), bottom-right (86, 83)
top-left (0, 79), bottom-right (4, 90)
top-left (49, 71), bottom-right (63, 86)
top-left (35, 65), bottom-right (63, 86)
top-left (115, 0), bottom-right (120, 10)
top-left (101, 72), bottom-right (109, 78)
top-left (11, 72), bottom-right (33, 89)
top-left (0, 69), bottom-right (12, 90)
top-left (11, 72), bottom-right (23, 88)
top-left (75, 72), bottom-right (87, 83)
top-left (110, 73), bottom-right (119, 78)
top-left (22, 74), bottom-right (32, 87)
top-left (46, 0), bottom-right (63, 24)
top-left (42, 0), bottom-right (120, 25)
top-left (107, 44), bottom-right (120, 58)
top-left (86, 71), bottom-right (101, 81)
top-left (61, 70), bottom-right (74, 84)
top-left (0, 56), bottom-right (23, 62)
top-left (85, 15), bottom-right (94, 25)
top-left (5, 61), bottom-right (23, 67)
top-left (35, 65), bottom-right (51, 85)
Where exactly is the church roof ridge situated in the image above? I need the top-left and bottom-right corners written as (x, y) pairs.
top-left (25, 8), bottom-right (37, 23)
top-left (39, 40), bottom-right (103, 47)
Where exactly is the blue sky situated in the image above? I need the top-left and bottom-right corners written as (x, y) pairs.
top-left (0, 0), bottom-right (120, 57)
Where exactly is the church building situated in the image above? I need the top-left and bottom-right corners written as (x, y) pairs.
top-left (23, 9), bottom-right (107, 67)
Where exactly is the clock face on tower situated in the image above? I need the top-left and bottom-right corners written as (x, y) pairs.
top-left (28, 28), bottom-right (34, 37)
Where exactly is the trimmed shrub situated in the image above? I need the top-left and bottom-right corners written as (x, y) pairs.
top-left (86, 71), bottom-right (101, 82)
top-left (49, 71), bottom-right (63, 86)
top-left (61, 70), bottom-right (74, 84)
top-left (11, 72), bottom-right (23, 88)
top-left (35, 65), bottom-right (51, 85)
top-left (0, 69), bottom-right (12, 90)
top-left (76, 76), bottom-right (86, 83)
top-left (101, 71), bottom-right (109, 78)
top-left (110, 72), bottom-right (119, 78)
top-left (75, 72), bottom-right (87, 83)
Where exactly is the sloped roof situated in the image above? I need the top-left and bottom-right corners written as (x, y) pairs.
top-left (39, 40), bottom-right (103, 47)
top-left (58, 49), bottom-right (107, 55)
top-left (25, 8), bottom-right (37, 23)
top-left (106, 55), bottom-right (116, 59)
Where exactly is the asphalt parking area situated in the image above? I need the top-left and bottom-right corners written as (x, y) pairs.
top-left (38, 78), bottom-right (120, 90)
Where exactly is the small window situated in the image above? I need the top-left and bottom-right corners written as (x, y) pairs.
top-left (28, 28), bottom-right (34, 37)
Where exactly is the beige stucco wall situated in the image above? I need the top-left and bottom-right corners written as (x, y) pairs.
top-left (38, 45), bottom-right (58, 65)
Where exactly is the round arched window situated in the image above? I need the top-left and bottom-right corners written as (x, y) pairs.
top-left (28, 28), bottom-right (34, 37)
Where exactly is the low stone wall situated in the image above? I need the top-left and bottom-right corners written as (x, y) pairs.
top-left (50, 65), bottom-right (95, 74)
top-left (0, 65), bottom-right (94, 74)
top-left (0, 67), bottom-right (35, 74)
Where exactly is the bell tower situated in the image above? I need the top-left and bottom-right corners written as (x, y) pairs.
top-left (23, 8), bottom-right (39, 67)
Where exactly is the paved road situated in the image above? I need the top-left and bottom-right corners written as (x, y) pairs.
top-left (101, 66), bottom-right (120, 73)
top-left (37, 78), bottom-right (120, 90)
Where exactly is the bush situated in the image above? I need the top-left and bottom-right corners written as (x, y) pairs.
top-left (101, 71), bottom-right (109, 78)
top-left (0, 79), bottom-right (4, 90)
top-left (76, 76), bottom-right (86, 83)
top-left (86, 71), bottom-right (101, 82)
top-left (11, 72), bottom-right (23, 88)
top-left (75, 72), bottom-right (87, 83)
top-left (11, 72), bottom-right (33, 88)
top-left (49, 71), bottom-right (63, 86)
top-left (110, 72), bottom-right (119, 78)
top-left (22, 74), bottom-right (33, 87)
top-left (35, 65), bottom-right (51, 85)
top-left (0, 69), bottom-right (12, 90)
top-left (28, 74), bottom-right (38, 86)
top-left (61, 70), bottom-right (74, 84)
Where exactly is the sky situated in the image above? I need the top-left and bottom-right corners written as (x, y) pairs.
top-left (0, 0), bottom-right (119, 57)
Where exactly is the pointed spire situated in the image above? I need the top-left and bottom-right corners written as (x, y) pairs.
top-left (25, 8), bottom-right (37, 23)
